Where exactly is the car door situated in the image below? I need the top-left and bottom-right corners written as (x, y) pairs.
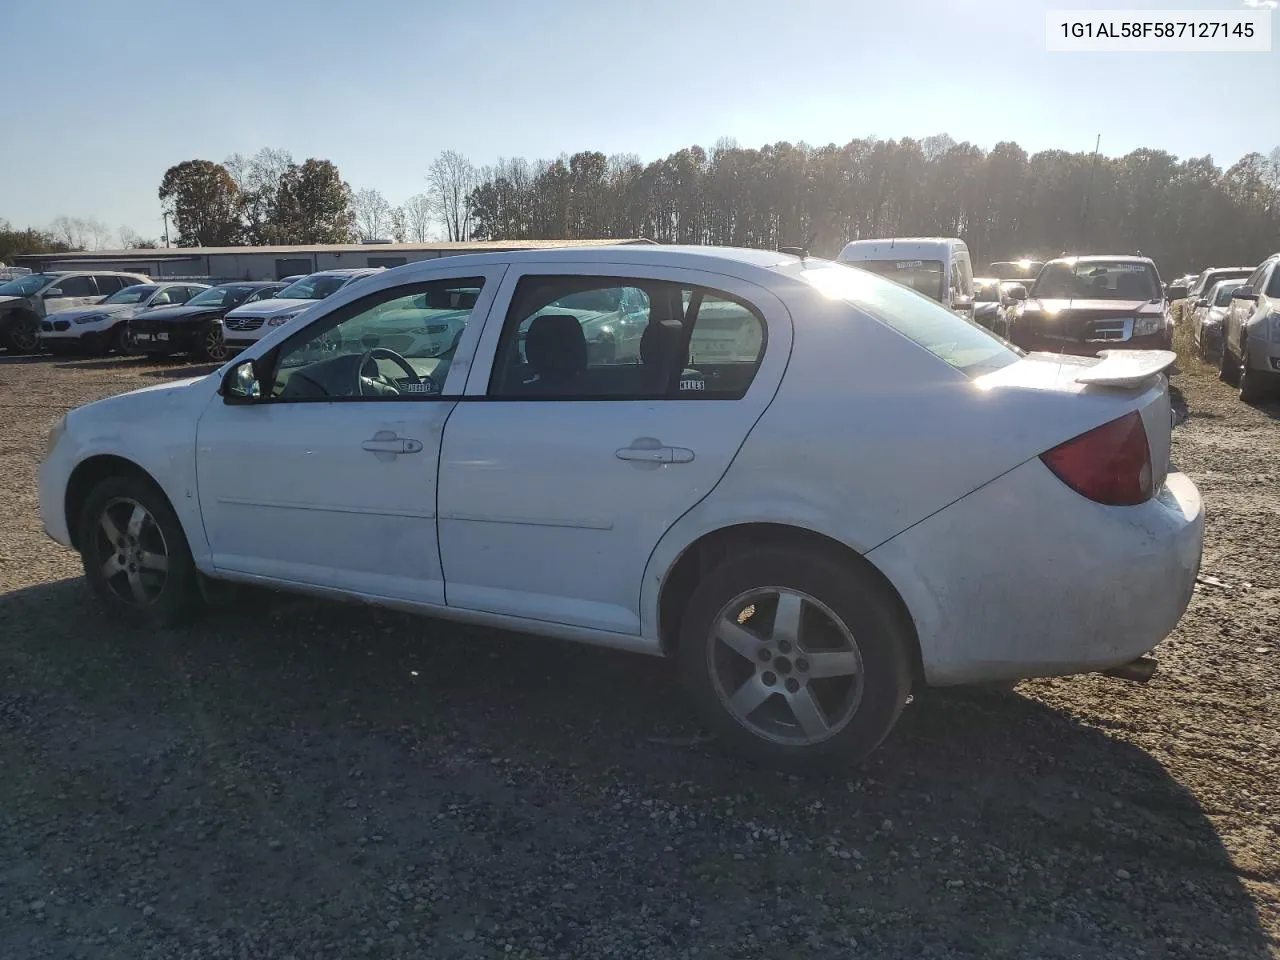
top-left (435, 264), bottom-right (790, 635)
top-left (194, 266), bottom-right (506, 604)
top-left (41, 274), bottom-right (100, 314)
top-left (1228, 264), bottom-right (1269, 358)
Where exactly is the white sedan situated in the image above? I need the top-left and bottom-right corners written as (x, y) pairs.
top-left (40, 282), bottom-right (208, 354)
top-left (38, 246), bottom-right (1203, 769)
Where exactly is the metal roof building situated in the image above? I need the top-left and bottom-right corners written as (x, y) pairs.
top-left (14, 239), bottom-right (655, 282)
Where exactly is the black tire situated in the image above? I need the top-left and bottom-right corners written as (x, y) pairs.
top-left (678, 547), bottom-right (912, 771)
top-left (1219, 339), bottom-right (1239, 385)
top-left (5, 313), bottom-right (40, 354)
top-left (77, 473), bottom-right (202, 628)
top-left (195, 322), bottom-right (227, 362)
top-left (112, 323), bottom-right (134, 355)
top-left (1239, 348), bottom-right (1274, 405)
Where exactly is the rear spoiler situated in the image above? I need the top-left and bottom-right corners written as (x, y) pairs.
top-left (1073, 350), bottom-right (1177, 389)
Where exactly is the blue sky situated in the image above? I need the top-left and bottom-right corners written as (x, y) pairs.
top-left (1, 0), bottom-right (1276, 244)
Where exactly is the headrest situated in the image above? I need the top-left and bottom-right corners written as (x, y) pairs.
top-left (525, 314), bottom-right (587, 384)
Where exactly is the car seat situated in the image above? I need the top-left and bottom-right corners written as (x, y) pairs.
top-left (523, 314), bottom-right (587, 392)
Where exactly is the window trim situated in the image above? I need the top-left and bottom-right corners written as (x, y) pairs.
top-left (255, 275), bottom-right (491, 405)
top-left (484, 274), bottom-right (768, 402)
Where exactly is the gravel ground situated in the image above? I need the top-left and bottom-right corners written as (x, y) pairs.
top-left (1, 352), bottom-right (1277, 960)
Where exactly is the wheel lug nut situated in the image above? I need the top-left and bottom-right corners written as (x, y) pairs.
top-left (785, 678), bottom-right (800, 693)
top-left (761, 671), bottom-right (776, 686)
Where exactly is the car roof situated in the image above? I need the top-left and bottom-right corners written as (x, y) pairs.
top-left (305, 268), bottom-right (385, 278)
top-left (1046, 255), bottom-right (1154, 265)
top-left (837, 238), bottom-right (967, 260)
top-left (52, 270), bottom-right (150, 277)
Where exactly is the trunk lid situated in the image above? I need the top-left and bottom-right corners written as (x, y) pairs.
top-left (976, 350), bottom-right (1174, 493)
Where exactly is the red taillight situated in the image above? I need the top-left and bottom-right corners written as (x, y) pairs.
top-left (1040, 411), bottom-right (1153, 506)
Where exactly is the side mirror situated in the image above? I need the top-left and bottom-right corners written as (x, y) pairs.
top-left (1194, 298), bottom-right (1210, 309)
top-left (222, 358), bottom-right (264, 404)
top-left (1167, 285), bottom-right (1189, 301)
top-left (1004, 285), bottom-right (1028, 303)
top-left (1232, 286), bottom-right (1259, 301)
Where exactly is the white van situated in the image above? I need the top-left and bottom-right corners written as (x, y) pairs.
top-left (837, 237), bottom-right (975, 320)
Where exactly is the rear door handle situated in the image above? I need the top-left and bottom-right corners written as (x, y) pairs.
top-left (362, 431), bottom-right (423, 455)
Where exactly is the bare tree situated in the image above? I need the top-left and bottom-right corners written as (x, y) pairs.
top-left (85, 218), bottom-right (113, 250)
top-left (389, 206), bottom-right (407, 243)
top-left (402, 193), bottom-right (435, 242)
top-left (225, 147), bottom-right (294, 243)
top-left (427, 150), bottom-right (478, 241)
top-left (50, 216), bottom-right (89, 250)
top-left (353, 188), bottom-right (394, 241)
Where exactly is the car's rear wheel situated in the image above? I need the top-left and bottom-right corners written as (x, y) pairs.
top-left (6, 313), bottom-right (40, 354)
top-left (196, 323), bottom-right (227, 362)
top-left (78, 474), bottom-right (201, 628)
top-left (112, 324), bottom-right (135, 355)
top-left (1219, 339), bottom-right (1239, 385)
top-left (678, 548), bottom-right (912, 771)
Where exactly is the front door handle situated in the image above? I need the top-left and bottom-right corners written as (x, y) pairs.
top-left (615, 439), bottom-right (695, 464)
top-left (362, 430), bottom-right (423, 455)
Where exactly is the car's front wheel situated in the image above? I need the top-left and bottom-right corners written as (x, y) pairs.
top-left (678, 548), bottom-right (912, 771)
top-left (78, 473), bottom-right (201, 627)
top-left (5, 313), bottom-right (41, 354)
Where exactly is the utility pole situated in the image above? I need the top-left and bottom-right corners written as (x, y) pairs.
top-left (1078, 134), bottom-right (1101, 253)
top-left (162, 211), bottom-right (171, 249)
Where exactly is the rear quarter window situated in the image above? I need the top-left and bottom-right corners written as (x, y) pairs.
top-left (801, 262), bottom-right (1018, 378)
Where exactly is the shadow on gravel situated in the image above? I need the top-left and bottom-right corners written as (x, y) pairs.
top-left (139, 363), bottom-right (219, 380)
top-left (0, 353), bottom-right (61, 365)
top-left (53, 356), bottom-right (155, 371)
top-left (1, 577), bottom-right (1271, 959)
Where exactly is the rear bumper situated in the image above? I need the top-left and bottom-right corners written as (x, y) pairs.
top-left (867, 459), bottom-right (1203, 686)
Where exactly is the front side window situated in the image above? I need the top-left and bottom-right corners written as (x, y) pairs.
top-left (1213, 282), bottom-right (1243, 307)
top-left (803, 262), bottom-right (1017, 378)
top-left (489, 276), bottom-right (765, 400)
top-left (270, 277), bottom-right (486, 400)
top-left (188, 285), bottom-right (250, 308)
top-left (103, 284), bottom-right (158, 305)
top-left (845, 259), bottom-right (945, 302)
top-left (1033, 261), bottom-right (1160, 301)
top-left (1266, 264), bottom-right (1280, 298)
top-left (50, 275), bottom-right (98, 297)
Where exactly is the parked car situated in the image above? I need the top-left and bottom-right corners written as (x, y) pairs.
top-left (516, 285), bottom-right (652, 365)
top-left (129, 282), bottom-right (287, 362)
top-left (1190, 279), bottom-right (1244, 363)
top-left (987, 259), bottom-right (1045, 286)
top-left (1219, 252), bottom-right (1280, 402)
top-left (971, 277), bottom-right (1007, 334)
top-left (220, 268), bottom-right (384, 353)
top-left (39, 282), bottom-right (208, 355)
top-left (0, 271), bottom-right (150, 353)
top-left (1188, 266), bottom-right (1252, 305)
top-left (837, 237), bottom-right (975, 321)
top-left (1007, 255), bottom-right (1170, 354)
top-left (38, 246), bottom-right (1202, 769)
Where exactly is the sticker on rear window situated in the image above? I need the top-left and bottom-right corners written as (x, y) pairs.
top-left (1113, 264), bottom-right (1148, 272)
top-left (895, 260), bottom-right (924, 269)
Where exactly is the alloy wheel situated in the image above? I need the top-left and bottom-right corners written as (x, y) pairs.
top-left (10, 317), bottom-right (38, 352)
top-left (92, 497), bottom-right (170, 607)
top-left (707, 587), bottom-right (865, 746)
top-left (204, 325), bottom-right (227, 361)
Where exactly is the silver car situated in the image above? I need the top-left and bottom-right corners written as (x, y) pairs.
top-left (1219, 252), bottom-right (1280, 403)
top-left (0, 271), bottom-right (151, 353)
top-left (1190, 279), bottom-right (1243, 363)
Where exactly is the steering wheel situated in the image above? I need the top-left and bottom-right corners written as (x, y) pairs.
top-left (356, 347), bottom-right (420, 396)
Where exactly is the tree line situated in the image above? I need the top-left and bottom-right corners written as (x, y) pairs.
top-left (9, 137), bottom-right (1280, 275)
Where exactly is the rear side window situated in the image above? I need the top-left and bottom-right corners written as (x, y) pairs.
top-left (1267, 264), bottom-right (1280, 298)
top-left (801, 262), bottom-right (1017, 378)
top-left (488, 276), bottom-right (766, 400)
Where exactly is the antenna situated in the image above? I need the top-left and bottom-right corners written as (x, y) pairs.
top-left (1078, 134), bottom-right (1101, 251)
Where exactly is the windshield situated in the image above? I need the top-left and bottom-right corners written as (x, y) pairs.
top-left (0, 273), bottom-right (57, 297)
top-left (1213, 281), bottom-right (1243, 306)
top-left (276, 274), bottom-right (350, 300)
top-left (988, 260), bottom-right (1044, 281)
top-left (187, 284), bottom-right (257, 307)
top-left (845, 259), bottom-right (945, 301)
top-left (1033, 261), bottom-right (1160, 301)
top-left (974, 280), bottom-right (1002, 303)
top-left (802, 262), bottom-right (1017, 377)
top-left (102, 284), bottom-right (158, 305)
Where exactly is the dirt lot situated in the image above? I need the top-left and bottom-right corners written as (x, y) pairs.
top-left (0, 352), bottom-right (1277, 960)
